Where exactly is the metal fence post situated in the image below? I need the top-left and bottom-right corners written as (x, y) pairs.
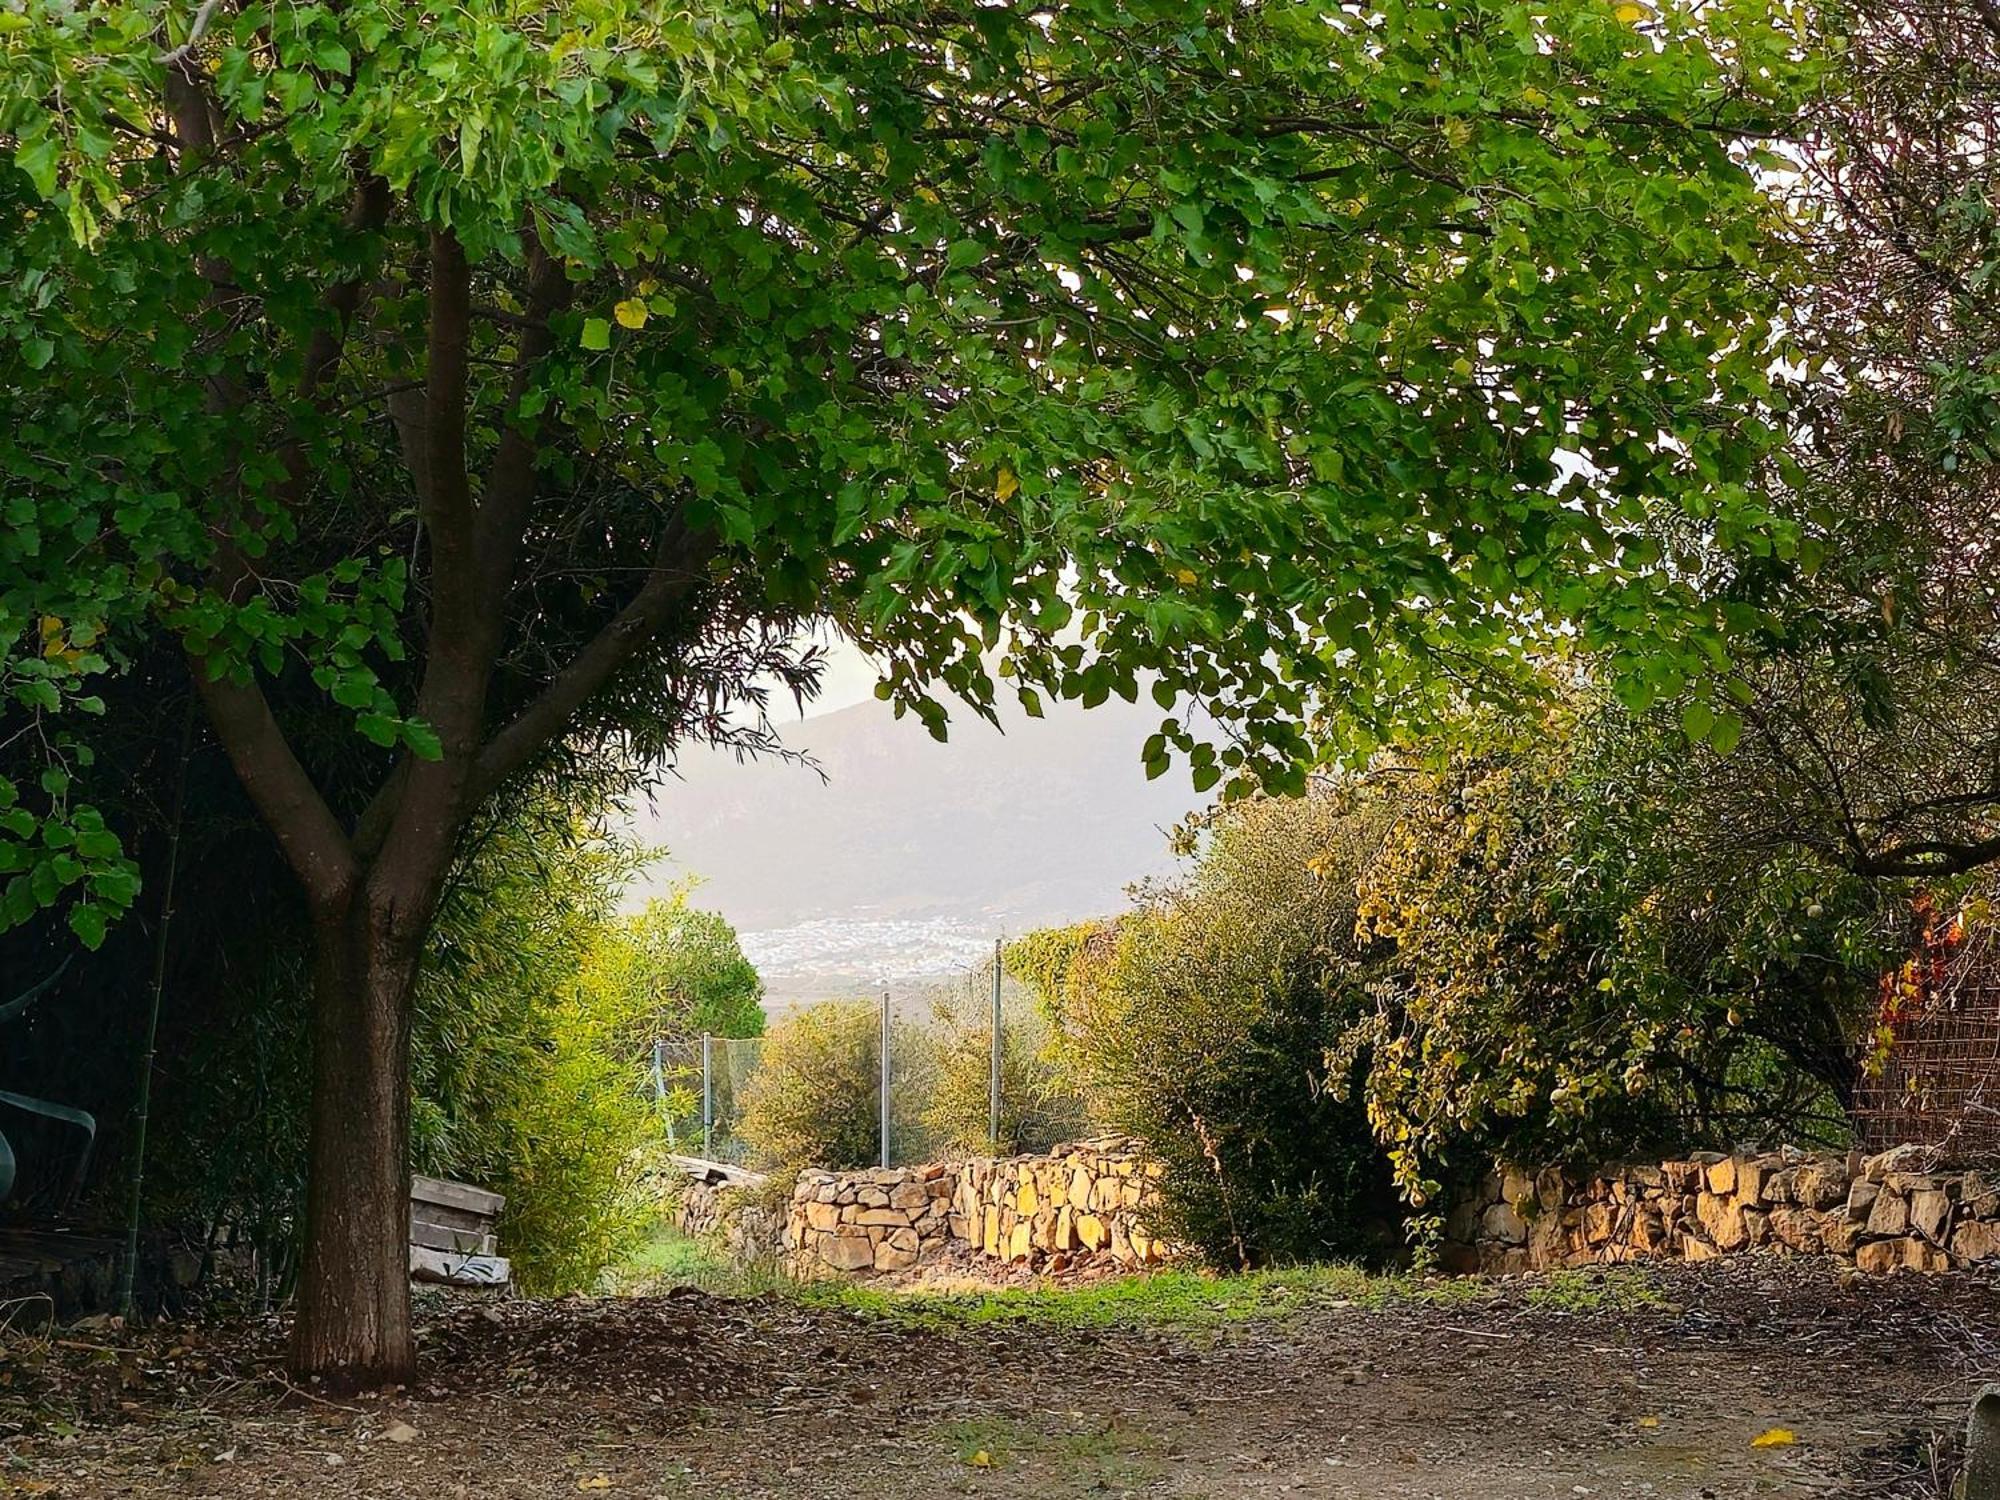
top-left (701, 1032), bottom-right (713, 1158)
top-left (880, 988), bottom-right (891, 1168)
top-left (990, 937), bottom-right (1003, 1152)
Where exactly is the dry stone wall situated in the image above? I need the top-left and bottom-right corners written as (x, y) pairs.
top-left (1450, 1145), bottom-right (2000, 1275)
top-left (787, 1163), bottom-right (957, 1272)
top-left (951, 1138), bottom-right (1171, 1271)
top-left (781, 1137), bottom-right (1170, 1276)
top-left (672, 1177), bottom-right (784, 1263)
top-left (687, 1138), bottom-right (2000, 1285)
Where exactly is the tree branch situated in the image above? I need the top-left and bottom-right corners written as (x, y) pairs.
top-left (157, 0), bottom-right (225, 65)
top-left (420, 229), bottom-right (475, 577)
top-left (298, 173), bottom-right (392, 400)
top-left (474, 237), bottom-right (572, 605)
top-left (275, 172), bottom-right (392, 506)
top-left (468, 517), bottom-right (715, 803)
top-left (359, 231), bottom-right (487, 926)
top-left (1849, 834), bottom-right (2000, 879)
top-left (188, 659), bottom-right (358, 908)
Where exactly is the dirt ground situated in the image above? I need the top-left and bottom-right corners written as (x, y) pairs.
top-left (0, 1259), bottom-right (1988, 1499)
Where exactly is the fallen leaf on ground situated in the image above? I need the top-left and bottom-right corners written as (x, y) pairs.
top-left (1751, 1428), bottom-right (1797, 1449)
top-left (967, 1450), bottom-right (994, 1468)
top-left (1637, 1416), bottom-right (1659, 1429)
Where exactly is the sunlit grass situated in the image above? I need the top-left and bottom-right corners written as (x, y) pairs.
top-left (799, 1263), bottom-right (1357, 1328)
top-left (613, 1220), bottom-right (1666, 1330)
top-left (1522, 1266), bottom-right (1666, 1313)
top-left (605, 1221), bottom-right (787, 1297)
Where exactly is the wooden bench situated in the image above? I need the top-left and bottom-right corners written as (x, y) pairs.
top-left (408, 1174), bottom-right (510, 1288)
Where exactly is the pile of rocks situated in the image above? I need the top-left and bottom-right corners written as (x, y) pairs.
top-left (951, 1138), bottom-right (1170, 1272)
top-left (1452, 1145), bottom-right (2000, 1275)
top-left (784, 1163), bottom-right (955, 1272)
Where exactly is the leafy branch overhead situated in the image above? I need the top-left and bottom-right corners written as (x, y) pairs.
top-left (1, 0), bottom-right (1808, 955)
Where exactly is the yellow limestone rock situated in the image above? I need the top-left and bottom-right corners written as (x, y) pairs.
top-left (1856, 1235), bottom-right (1948, 1274)
top-left (1053, 1206), bottom-right (1077, 1251)
top-left (1951, 1219), bottom-right (2000, 1264)
top-left (1069, 1166), bottom-right (1094, 1210)
top-left (822, 1233), bottom-right (874, 1271)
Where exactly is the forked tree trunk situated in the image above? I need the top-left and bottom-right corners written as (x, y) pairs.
top-left (290, 897), bottom-right (422, 1390)
top-left (180, 212), bottom-right (682, 1389)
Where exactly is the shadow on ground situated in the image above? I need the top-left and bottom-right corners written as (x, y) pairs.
top-left (0, 1259), bottom-right (1983, 1499)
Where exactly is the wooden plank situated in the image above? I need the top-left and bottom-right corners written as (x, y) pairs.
top-left (410, 1199), bottom-right (493, 1236)
top-left (0, 1227), bottom-right (116, 1276)
top-left (408, 1244), bottom-right (509, 1287)
top-left (410, 1218), bottom-right (496, 1255)
top-left (667, 1154), bottom-right (769, 1189)
top-left (411, 1174), bottom-right (504, 1218)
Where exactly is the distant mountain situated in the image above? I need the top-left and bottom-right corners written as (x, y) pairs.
top-left (623, 692), bottom-right (1202, 1003)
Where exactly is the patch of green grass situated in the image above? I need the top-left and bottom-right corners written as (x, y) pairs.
top-left (614, 1220), bottom-right (1665, 1332)
top-left (1522, 1266), bottom-right (1666, 1313)
top-left (788, 1261), bottom-right (1500, 1332)
top-left (605, 1222), bottom-right (785, 1297)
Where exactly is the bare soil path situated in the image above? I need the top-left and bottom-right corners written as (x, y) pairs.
top-left (0, 1261), bottom-right (1986, 1499)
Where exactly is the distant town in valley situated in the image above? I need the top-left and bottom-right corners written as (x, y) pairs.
top-left (626, 685), bottom-right (1204, 1007)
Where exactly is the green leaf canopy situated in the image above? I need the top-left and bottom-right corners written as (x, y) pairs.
top-left (0, 0), bottom-right (1807, 939)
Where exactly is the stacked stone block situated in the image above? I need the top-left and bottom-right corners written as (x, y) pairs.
top-left (672, 1178), bottom-right (784, 1262)
top-left (784, 1163), bottom-right (956, 1273)
top-left (949, 1137), bottom-right (1169, 1271)
top-left (778, 1138), bottom-right (1170, 1277)
top-left (1450, 1145), bottom-right (2000, 1275)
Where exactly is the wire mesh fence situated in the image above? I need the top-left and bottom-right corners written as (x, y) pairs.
top-left (652, 1033), bottom-right (766, 1164)
top-left (652, 942), bottom-right (1093, 1170)
top-left (1854, 919), bottom-right (2000, 1162)
top-left (656, 910), bottom-right (2000, 1174)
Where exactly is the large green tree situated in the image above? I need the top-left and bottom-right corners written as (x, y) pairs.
top-left (3, 0), bottom-right (1805, 1384)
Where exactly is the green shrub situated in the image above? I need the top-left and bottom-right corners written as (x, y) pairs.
top-left (410, 809), bottom-right (660, 1293)
top-left (487, 1001), bottom-right (657, 1295)
top-left (572, 892), bottom-right (767, 1053)
top-left (921, 963), bottom-right (1092, 1157)
top-left (737, 999), bottom-right (937, 1171)
top-left (565, 891), bottom-right (766, 1151)
top-left (413, 811), bottom-right (770, 1292)
top-left (1021, 697), bottom-right (1894, 1268)
top-left (1335, 704), bottom-right (1885, 1225)
top-left (1027, 794), bottom-right (1401, 1268)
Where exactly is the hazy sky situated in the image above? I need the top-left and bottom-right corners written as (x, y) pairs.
top-left (621, 632), bottom-right (1204, 998)
top-left (794, 633), bottom-right (886, 720)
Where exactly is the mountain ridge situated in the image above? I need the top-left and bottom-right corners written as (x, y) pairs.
top-left (624, 692), bottom-right (1202, 1000)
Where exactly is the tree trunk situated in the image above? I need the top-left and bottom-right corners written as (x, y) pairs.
top-left (290, 898), bottom-right (420, 1390)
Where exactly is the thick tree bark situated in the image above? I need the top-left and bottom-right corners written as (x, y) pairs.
top-left (290, 894), bottom-right (423, 1390)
